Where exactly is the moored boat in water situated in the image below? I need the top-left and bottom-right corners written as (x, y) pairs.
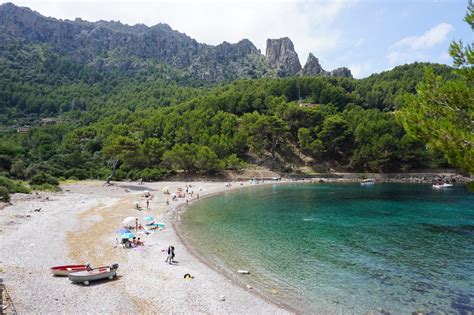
top-left (68, 264), bottom-right (119, 285)
top-left (432, 183), bottom-right (453, 189)
top-left (360, 179), bottom-right (375, 185)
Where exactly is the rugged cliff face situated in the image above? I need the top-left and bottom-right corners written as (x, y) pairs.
top-left (265, 37), bottom-right (301, 77)
top-left (0, 2), bottom-right (351, 82)
top-left (302, 53), bottom-right (327, 76)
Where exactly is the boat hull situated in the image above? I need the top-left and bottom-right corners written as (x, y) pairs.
top-left (50, 265), bottom-right (88, 276)
top-left (68, 267), bottom-right (117, 285)
top-left (433, 184), bottom-right (453, 189)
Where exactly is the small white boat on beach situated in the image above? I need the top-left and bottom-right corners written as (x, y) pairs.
top-left (360, 179), bottom-right (375, 186)
top-left (68, 264), bottom-right (119, 285)
top-left (432, 183), bottom-right (453, 189)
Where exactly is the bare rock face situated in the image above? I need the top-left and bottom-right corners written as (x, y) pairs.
top-left (330, 67), bottom-right (352, 78)
top-left (265, 37), bottom-right (301, 77)
top-left (0, 3), bottom-right (352, 83)
top-left (302, 53), bottom-right (327, 76)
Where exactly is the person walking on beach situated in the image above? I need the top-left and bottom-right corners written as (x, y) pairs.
top-left (146, 199), bottom-right (149, 209)
top-left (165, 245), bottom-right (175, 264)
top-left (135, 218), bottom-right (139, 231)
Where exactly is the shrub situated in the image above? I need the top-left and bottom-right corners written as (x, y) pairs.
top-left (467, 181), bottom-right (474, 193)
top-left (29, 173), bottom-right (59, 186)
top-left (139, 168), bottom-right (164, 181)
top-left (0, 186), bottom-right (10, 202)
top-left (0, 175), bottom-right (30, 193)
top-left (30, 184), bottom-right (62, 192)
top-left (64, 168), bottom-right (89, 180)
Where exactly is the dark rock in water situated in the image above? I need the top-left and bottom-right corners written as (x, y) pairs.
top-left (422, 224), bottom-right (474, 235)
top-left (451, 294), bottom-right (473, 313)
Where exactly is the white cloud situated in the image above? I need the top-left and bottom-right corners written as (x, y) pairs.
top-left (391, 23), bottom-right (454, 50)
top-left (387, 22), bottom-right (454, 66)
top-left (3, 0), bottom-right (358, 63)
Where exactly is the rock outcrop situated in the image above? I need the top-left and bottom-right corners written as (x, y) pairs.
top-left (265, 37), bottom-right (301, 77)
top-left (330, 67), bottom-right (352, 78)
top-left (0, 3), bottom-right (352, 82)
top-left (302, 53), bottom-right (327, 76)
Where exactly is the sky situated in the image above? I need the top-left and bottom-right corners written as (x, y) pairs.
top-left (1, 0), bottom-right (472, 78)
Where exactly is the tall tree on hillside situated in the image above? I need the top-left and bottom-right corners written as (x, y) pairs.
top-left (397, 0), bottom-right (474, 174)
top-left (102, 136), bottom-right (140, 184)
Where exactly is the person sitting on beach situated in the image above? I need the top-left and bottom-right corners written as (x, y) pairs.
top-left (132, 237), bottom-right (138, 247)
top-left (137, 237), bottom-right (144, 246)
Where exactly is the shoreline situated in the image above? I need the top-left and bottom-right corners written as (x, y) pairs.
top-left (172, 181), bottom-right (302, 314)
top-left (0, 179), bottom-right (471, 313)
top-left (0, 180), bottom-right (291, 314)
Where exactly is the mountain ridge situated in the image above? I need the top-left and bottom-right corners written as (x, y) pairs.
top-left (0, 2), bottom-right (351, 83)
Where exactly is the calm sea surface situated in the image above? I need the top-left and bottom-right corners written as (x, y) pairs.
top-left (181, 183), bottom-right (474, 313)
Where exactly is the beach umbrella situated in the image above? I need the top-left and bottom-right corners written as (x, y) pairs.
top-left (116, 228), bottom-right (130, 234)
top-left (122, 217), bottom-right (136, 225)
top-left (121, 232), bottom-right (135, 239)
top-left (162, 187), bottom-right (169, 194)
top-left (157, 222), bottom-right (166, 228)
top-left (143, 216), bottom-right (154, 221)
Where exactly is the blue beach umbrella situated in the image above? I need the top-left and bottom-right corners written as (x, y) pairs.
top-left (116, 228), bottom-right (131, 234)
top-left (143, 216), bottom-right (154, 221)
top-left (121, 232), bottom-right (135, 239)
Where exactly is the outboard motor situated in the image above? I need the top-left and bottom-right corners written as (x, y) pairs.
top-left (111, 263), bottom-right (119, 270)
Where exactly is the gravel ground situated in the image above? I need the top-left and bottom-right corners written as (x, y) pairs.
top-left (0, 180), bottom-right (290, 314)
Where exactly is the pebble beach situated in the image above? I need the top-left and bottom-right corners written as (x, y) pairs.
top-left (0, 180), bottom-right (290, 314)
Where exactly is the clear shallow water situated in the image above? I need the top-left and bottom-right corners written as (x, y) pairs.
top-left (181, 183), bottom-right (474, 314)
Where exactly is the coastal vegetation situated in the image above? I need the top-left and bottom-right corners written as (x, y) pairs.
top-left (0, 2), bottom-right (472, 197)
top-left (0, 62), bottom-right (455, 189)
top-left (398, 0), bottom-right (474, 174)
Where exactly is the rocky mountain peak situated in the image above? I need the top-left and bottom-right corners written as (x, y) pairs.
top-left (0, 3), bottom-right (352, 82)
top-left (265, 37), bottom-right (301, 76)
top-left (330, 67), bottom-right (352, 78)
top-left (302, 53), bottom-right (326, 76)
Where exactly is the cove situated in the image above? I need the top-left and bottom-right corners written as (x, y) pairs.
top-left (181, 183), bottom-right (474, 313)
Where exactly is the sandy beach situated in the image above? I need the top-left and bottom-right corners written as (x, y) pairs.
top-left (0, 180), bottom-right (291, 314)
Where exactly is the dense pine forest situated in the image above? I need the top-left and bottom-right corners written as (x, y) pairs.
top-left (0, 54), bottom-right (454, 186)
top-left (1, 2), bottom-right (471, 199)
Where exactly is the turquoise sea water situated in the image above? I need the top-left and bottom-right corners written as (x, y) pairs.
top-left (181, 183), bottom-right (474, 314)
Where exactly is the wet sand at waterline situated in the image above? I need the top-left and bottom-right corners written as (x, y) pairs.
top-left (0, 180), bottom-right (290, 314)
